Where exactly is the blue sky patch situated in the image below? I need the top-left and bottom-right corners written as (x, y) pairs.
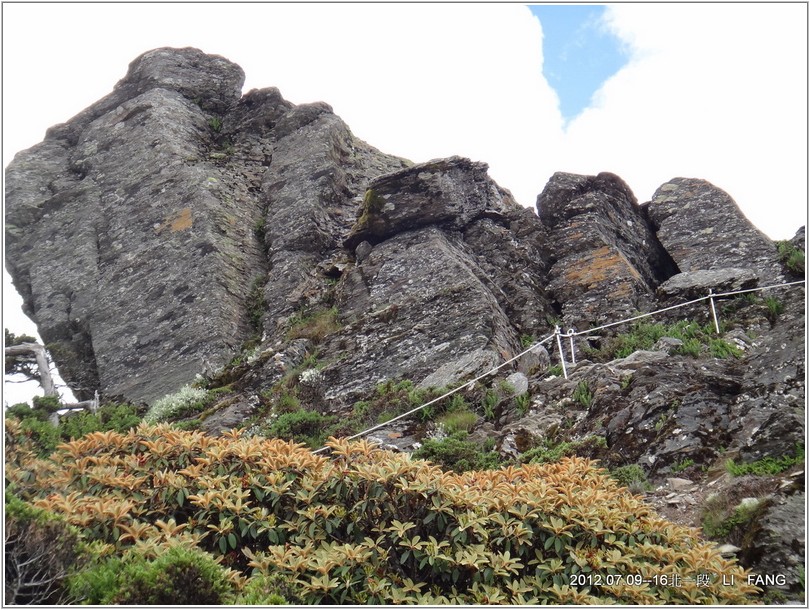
top-left (529, 5), bottom-right (629, 124)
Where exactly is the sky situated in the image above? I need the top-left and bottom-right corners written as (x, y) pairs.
top-left (530, 4), bottom-right (629, 123)
top-left (2, 3), bottom-right (808, 405)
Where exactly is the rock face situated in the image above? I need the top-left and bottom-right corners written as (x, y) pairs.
top-left (4, 49), bottom-right (410, 404)
top-left (647, 178), bottom-right (785, 284)
top-left (535, 172), bottom-right (678, 330)
top-left (4, 47), bottom-right (555, 405)
top-left (6, 48), bottom-right (259, 402)
top-left (5, 48), bottom-right (805, 602)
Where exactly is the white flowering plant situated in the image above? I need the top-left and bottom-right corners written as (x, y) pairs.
top-left (143, 385), bottom-right (210, 424)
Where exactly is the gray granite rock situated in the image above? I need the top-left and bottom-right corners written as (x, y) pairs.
top-left (5, 49), bottom-right (258, 403)
top-left (740, 492), bottom-right (805, 597)
top-left (344, 156), bottom-right (516, 249)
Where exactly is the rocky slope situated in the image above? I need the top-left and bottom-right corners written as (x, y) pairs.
top-left (5, 48), bottom-right (805, 602)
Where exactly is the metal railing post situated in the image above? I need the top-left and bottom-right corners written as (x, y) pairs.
top-left (708, 289), bottom-right (720, 334)
top-left (555, 325), bottom-right (568, 379)
top-left (567, 328), bottom-right (577, 365)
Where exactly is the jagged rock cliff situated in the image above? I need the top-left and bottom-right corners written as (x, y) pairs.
top-left (5, 48), bottom-right (805, 601)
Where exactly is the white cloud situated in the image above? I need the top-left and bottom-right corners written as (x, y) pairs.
top-left (557, 3), bottom-right (807, 239)
top-left (6, 4), bottom-right (803, 240)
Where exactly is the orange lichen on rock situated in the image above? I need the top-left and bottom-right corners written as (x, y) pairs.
top-left (169, 207), bottom-right (193, 232)
top-left (155, 207), bottom-right (193, 234)
top-left (562, 245), bottom-right (643, 288)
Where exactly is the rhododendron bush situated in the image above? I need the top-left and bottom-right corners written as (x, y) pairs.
top-left (5, 420), bottom-right (760, 604)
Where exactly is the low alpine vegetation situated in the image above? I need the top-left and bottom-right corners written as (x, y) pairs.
top-left (586, 319), bottom-right (741, 361)
top-left (142, 384), bottom-right (211, 424)
top-left (776, 240), bottom-right (805, 276)
top-left (5, 421), bottom-right (761, 605)
top-left (725, 444), bottom-right (804, 476)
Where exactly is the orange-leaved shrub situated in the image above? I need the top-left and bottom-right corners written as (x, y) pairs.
top-left (5, 419), bottom-right (761, 604)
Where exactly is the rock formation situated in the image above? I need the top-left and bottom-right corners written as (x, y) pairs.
top-left (536, 171), bottom-right (678, 329)
top-left (4, 48), bottom-right (805, 602)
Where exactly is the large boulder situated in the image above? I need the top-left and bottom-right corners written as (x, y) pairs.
top-left (344, 156), bottom-right (515, 249)
top-left (535, 172), bottom-right (677, 330)
top-left (657, 268), bottom-right (759, 301)
top-left (646, 178), bottom-right (784, 284)
top-left (3, 48), bottom-right (408, 404)
top-left (257, 101), bottom-right (409, 330)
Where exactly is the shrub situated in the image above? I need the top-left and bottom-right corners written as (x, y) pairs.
top-left (118, 546), bottom-right (235, 604)
top-left (69, 545), bottom-right (236, 605)
top-left (5, 401), bottom-right (43, 421)
top-left (6, 425), bottom-right (761, 605)
top-left (99, 402), bottom-right (143, 430)
top-left (59, 410), bottom-right (103, 440)
top-left (5, 494), bottom-right (83, 605)
top-left (59, 402), bottom-right (142, 440)
top-left (66, 553), bottom-right (125, 604)
top-left (412, 432), bottom-right (501, 472)
top-left (143, 385), bottom-right (210, 424)
top-left (235, 573), bottom-right (295, 604)
top-left (32, 394), bottom-right (62, 416)
top-left (19, 417), bottom-right (61, 456)
top-left (267, 410), bottom-right (336, 448)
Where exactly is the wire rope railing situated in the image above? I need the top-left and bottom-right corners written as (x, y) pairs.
top-left (313, 279), bottom-right (805, 453)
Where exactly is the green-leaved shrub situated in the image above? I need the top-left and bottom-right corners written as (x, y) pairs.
top-left (19, 417), bottom-right (62, 457)
top-left (266, 410), bottom-right (336, 447)
top-left (59, 402), bottom-right (142, 440)
top-left (413, 431), bottom-right (501, 472)
top-left (5, 494), bottom-right (84, 605)
top-left (68, 545), bottom-right (236, 605)
top-left (6, 423), bottom-right (762, 605)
